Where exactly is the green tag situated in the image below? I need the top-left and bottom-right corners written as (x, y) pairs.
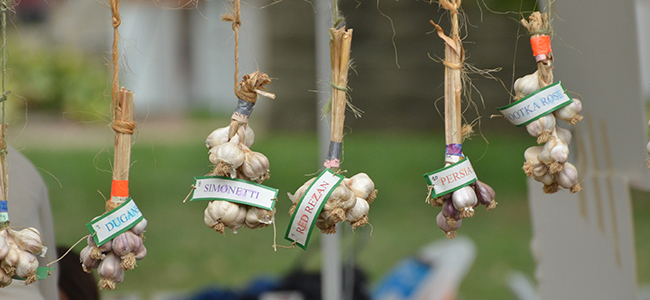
top-left (424, 157), bottom-right (477, 198)
top-left (497, 81), bottom-right (573, 126)
top-left (190, 176), bottom-right (278, 210)
top-left (86, 198), bottom-right (143, 246)
top-left (14, 267), bottom-right (53, 281)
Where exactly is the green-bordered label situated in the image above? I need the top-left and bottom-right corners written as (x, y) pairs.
top-left (424, 157), bottom-right (477, 198)
top-left (497, 81), bottom-right (573, 126)
top-left (285, 169), bottom-right (344, 249)
top-left (86, 198), bottom-right (143, 246)
top-left (190, 176), bottom-right (278, 211)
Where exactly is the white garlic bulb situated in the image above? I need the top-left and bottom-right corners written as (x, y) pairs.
top-left (345, 197), bottom-right (369, 230)
top-left (537, 136), bottom-right (567, 173)
top-left (1, 245), bottom-right (20, 277)
top-left (344, 173), bottom-right (377, 203)
top-left (241, 150), bottom-right (270, 183)
top-left (555, 126), bottom-right (572, 144)
top-left (129, 218), bottom-right (148, 236)
top-left (315, 210), bottom-right (337, 234)
top-left (287, 178), bottom-right (316, 205)
top-left (436, 211), bottom-right (462, 239)
top-left (553, 98), bottom-right (583, 125)
top-left (534, 172), bottom-right (558, 194)
top-left (526, 114), bottom-right (556, 144)
top-left (514, 71), bottom-right (540, 97)
top-left (206, 124), bottom-right (255, 149)
top-left (0, 235), bottom-right (8, 260)
top-left (451, 186), bottom-right (478, 218)
top-left (322, 184), bottom-right (356, 223)
top-left (0, 267), bottom-right (11, 287)
top-left (556, 162), bottom-right (581, 193)
top-left (245, 206), bottom-right (275, 229)
top-left (134, 245), bottom-right (147, 260)
top-left (209, 141), bottom-right (245, 178)
top-left (98, 252), bottom-right (125, 290)
top-left (8, 227), bottom-right (47, 257)
top-left (204, 200), bottom-right (246, 234)
top-left (523, 146), bottom-right (548, 178)
top-left (15, 249), bottom-right (38, 285)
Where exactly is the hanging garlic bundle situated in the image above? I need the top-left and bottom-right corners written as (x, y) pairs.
top-left (0, 227), bottom-right (48, 285)
top-left (427, 0), bottom-right (497, 239)
top-left (511, 11), bottom-right (583, 193)
top-left (201, 0), bottom-right (276, 235)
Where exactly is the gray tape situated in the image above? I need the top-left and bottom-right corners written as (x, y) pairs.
top-left (326, 141), bottom-right (342, 161)
top-left (234, 98), bottom-right (255, 117)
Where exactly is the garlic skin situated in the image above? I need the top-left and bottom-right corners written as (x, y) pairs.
top-left (345, 197), bottom-right (370, 229)
top-left (245, 206), bottom-right (275, 229)
top-left (241, 150), bottom-right (270, 183)
top-left (537, 136), bottom-right (567, 174)
top-left (474, 180), bottom-right (497, 210)
top-left (209, 141), bottom-right (245, 178)
top-left (134, 245), bottom-right (147, 260)
top-left (8, 227), bottom-right (47, 257)
top-left (204, 200), bottom-right (247, 234)
top-left (436, 211), bottom-right (462, 239)
top-left (315, 210), bottom-right (337, 234)
top-left (87, 235), bottom-right (110, 260)
top-left (526, 114), bottom-right (556, 143)
top-left (1, 245), bottom-right (20, 277)
top-left (129, 218), bottom-right (148, 236)
top-left (112, 231), bottom-right (143, 270)
top-left (553, 98), bottom-right (583, 125)
top-left (322, 184), bottom-right (356, 223)
top-left (206, 125), bottom-right (255, 149)
top-left (0, 267), bottom-right (11, 288)
top-left (344, 173), bottom-right (377, 203)
top-left (0, 234), bottom-right (8, 260)
top-left (556, 162), bottom-right (581, 193)
top-left (80, 245), bottom-right (100, 273)
top-left (15, 249), bottom-right (39, 285)
top-left (288, 178), bottom-right (316, 205)
top-left (555, 126), bottom-right (572, 144)
top-left (451, 186), bottom-right (478, 218)
top-left (523, 146), bottom-right (548, 177)
top-left (98, 252), bottom-right (125, 290)
top-left (514, 71), bottom-right (540, 97)
top-left (534, 172), bottom-right (558, 194)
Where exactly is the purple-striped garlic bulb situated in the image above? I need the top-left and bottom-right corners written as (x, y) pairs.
top-left (112, 231), bottom-right (143, 270)
top-left (97, 252), bottom-right (124, 290)
top-left (436, 211), bottom-right (462, 239)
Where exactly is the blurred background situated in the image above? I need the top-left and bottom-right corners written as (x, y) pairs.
top-left (3, 0), bottom-right (650, 299)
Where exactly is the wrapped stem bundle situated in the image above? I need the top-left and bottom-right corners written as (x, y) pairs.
top-left (513, 11), bottom-right (582, 193)
top-left (427, 0), bottom-right (496, 239)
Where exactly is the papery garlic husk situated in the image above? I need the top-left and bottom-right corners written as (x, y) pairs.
top-left (1, 245), bottom-right (20, 277)
top-left (15, 250), bottom-right (39, 285)
top-left (129, 218), bottom-right (148, 237)
top-left (474, 180), bottom-right (497, 210)
top-left (315, 210), bottom-right (336, 234)
top-left (8, 227), bottom-right (47, 257)
top-left (537, 136), bottom-right (567, 174)
top-left (556, 162), bottom-right (581, 193)
top-left (526, 114), bottom-right (556, 144)
top-left (98, 252), bottom-right (124, 290)
top-left (241, 150), bottom-right (270, 183)
top-left (134, 245), bottom-right (147, 260)
top-left (344, 173), bottom-right (377, 203)
top-left (206, 124), bottom-right (255, 149)
top-left (0, 234), bottom-right (8, 260)
top-left (553, 98), bottom-right (583, 125)
top-left (288, 178), bottom-right (316, 205)
top-left (534, 172), bottom-right (558, 194)
top-left (436, 211), bottom-right (462, 239)
top-left (514, 71), bottom-right (540, 97)
top-left (345, 197), bottom-right (370, 230)
top-left (555, 126), bottom-right (572, 145)
top-left (322, 184), bottom-right (355, 223)
top-left (431, 192), bottom-right (451, 207)
top-left (80, 245), bottom-right (100, 273)
top-left (0, 266), bottom-right (11, 287)
top-left (87, 235), bottom-right (110, 260)
top-left (245, 206), bottom-right (275, 229)
top-left (112, 231), bottom-right (143, 270)
top-left (204, 200), bottom-right (242, 234)
top-left (451, 186), bottom-right (478, 218)
top-left (209, 141), bottom-right (245, 178)
top-left (523, 146), bottom-right (547, 177)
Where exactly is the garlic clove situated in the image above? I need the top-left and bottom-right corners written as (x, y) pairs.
top-left (15, 249), bottom-right (39, 285)
top-left (474, 180), bottom-right (497, 210)
top-left (8, 227), bottom-right (47, 257)
top-left (80, 245), bottom-right (100, 273)
top-left (1, 245), bottom-right (20, 277)
top-left (451, 186), bottom-right (478, 218)
top-left (555, 126), bottom-right (572, 145)
top-left (436, 211), bottom-right (462, 239)
top-left (345, 197), bottom-right (370, 230)
top-left (245, 206), bottom-right (275, 229)
top-left (134, 245), bottom-right (147, 260)
top-left (344, 173), bottom-right (376, 201)
top-left (556, 162), bottom-right (581, 193)
top-left (514, 71), bottom-right (540, 97)
top-left (241, 151), bottom-right (270, 183)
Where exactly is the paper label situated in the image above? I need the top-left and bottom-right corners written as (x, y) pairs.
top-left (285, 169), bottom-right (344, 249)
top-left (86, 198), bottom-right (143, 246)
top-left (424, 157), bottom-right (477, 198)
top-left (190, 176), bottom-right (278, 210)
top-left (0, 200), bottom-right (8, 223)
top-left (497, 81), bottom-right (573, 126)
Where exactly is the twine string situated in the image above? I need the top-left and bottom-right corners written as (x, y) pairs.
top-left (109, 0), bottom-right (121, 112)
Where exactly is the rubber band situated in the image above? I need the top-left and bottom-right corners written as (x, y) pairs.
top-left (445, 143), bottom-right (463, 156)
top-left (530, 35), bottom-right (551, 57)
top-left (111, 180), bottom-right (129, 198)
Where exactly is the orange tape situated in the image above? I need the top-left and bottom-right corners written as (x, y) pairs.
top-left (111, 180), bottom-right (129, 197)
top-left (530, 35), bottom-right (551, 57)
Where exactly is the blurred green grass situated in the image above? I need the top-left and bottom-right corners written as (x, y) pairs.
top-left (18, 129), bottom-right (649, 299)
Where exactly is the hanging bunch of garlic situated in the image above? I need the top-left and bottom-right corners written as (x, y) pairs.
top-left (288, 172), bottom-right (377, 234)
top-left (0, 227), bottom-right (47, 286)
top-left (202, 71), bottom-right (276, 235)
top-left (80, 218), bottom-right (147, 290)
top-left (507, 12), bottom-right (583, 194)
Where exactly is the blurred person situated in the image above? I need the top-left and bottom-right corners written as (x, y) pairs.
top-left (56, 246), bottom-right (99, 300)
top-left (0, 147), bottom-right (59, 300)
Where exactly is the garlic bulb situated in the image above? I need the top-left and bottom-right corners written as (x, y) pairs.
top-left (241, 150), bottom-right (270, 183)
top-left (526, 114), bottom-right (556, 143)
top-left (537, 136), bottom-right (567, 173)
top-left (533, 172), bottom-right (558, 194)
top-left (206, 124), bottom-right (255, 149)
top-left (514, 71), bottom-right (540, 97)
top-left (436, 211), bottom-right (462, 239)
top-left (315, 210), bottom-right (336, 234)
top-left (98, 252), bottom-right (125, 290)
top-left (245, 206), bottom-right (275, 229)
top-left (134, 245), bottom-right (147, 260)
top-left (344, 173), bottom-right (377, 203)
top-left (0, 267), bottom-right (11, 288)
top-left (474, 180), bottom-right (497, 210)
top-left (112, 231), bottom-right (143, 270)
top-left (553, 98), bottom-right (583, 125)
top-left (1, 245), bottom-right (19, 277)
top-left (8, 227), bottom-right (47, 257)
top-left (555, 126), bottom-right (572, 144)
top-left (129, 218), bottom-right (148, 236)
top-left (0, 234), bottom-right (8, 260)
top-left (209, 141), bottom-right (245, 178)
top-left (80, 245), bottom-right (100, 273)
top-left (523, 146), bottom-right (548, 177)
top-left (345, 197), bottom-right (369, 229)
top-left (451, 186), bottom-right (478, 218)
top-left (287, 178), bottom-right (315, 205)
top-left (15, 249), bottom-right (38, 285)
top-left (204, 200), bottom-right (246, 234)
top-left (322, 184), bottom-right (355, 223)
top-left (87, 235), bottom-right (110, 260)
top-left (556, 162), bottom-right (581, 193)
